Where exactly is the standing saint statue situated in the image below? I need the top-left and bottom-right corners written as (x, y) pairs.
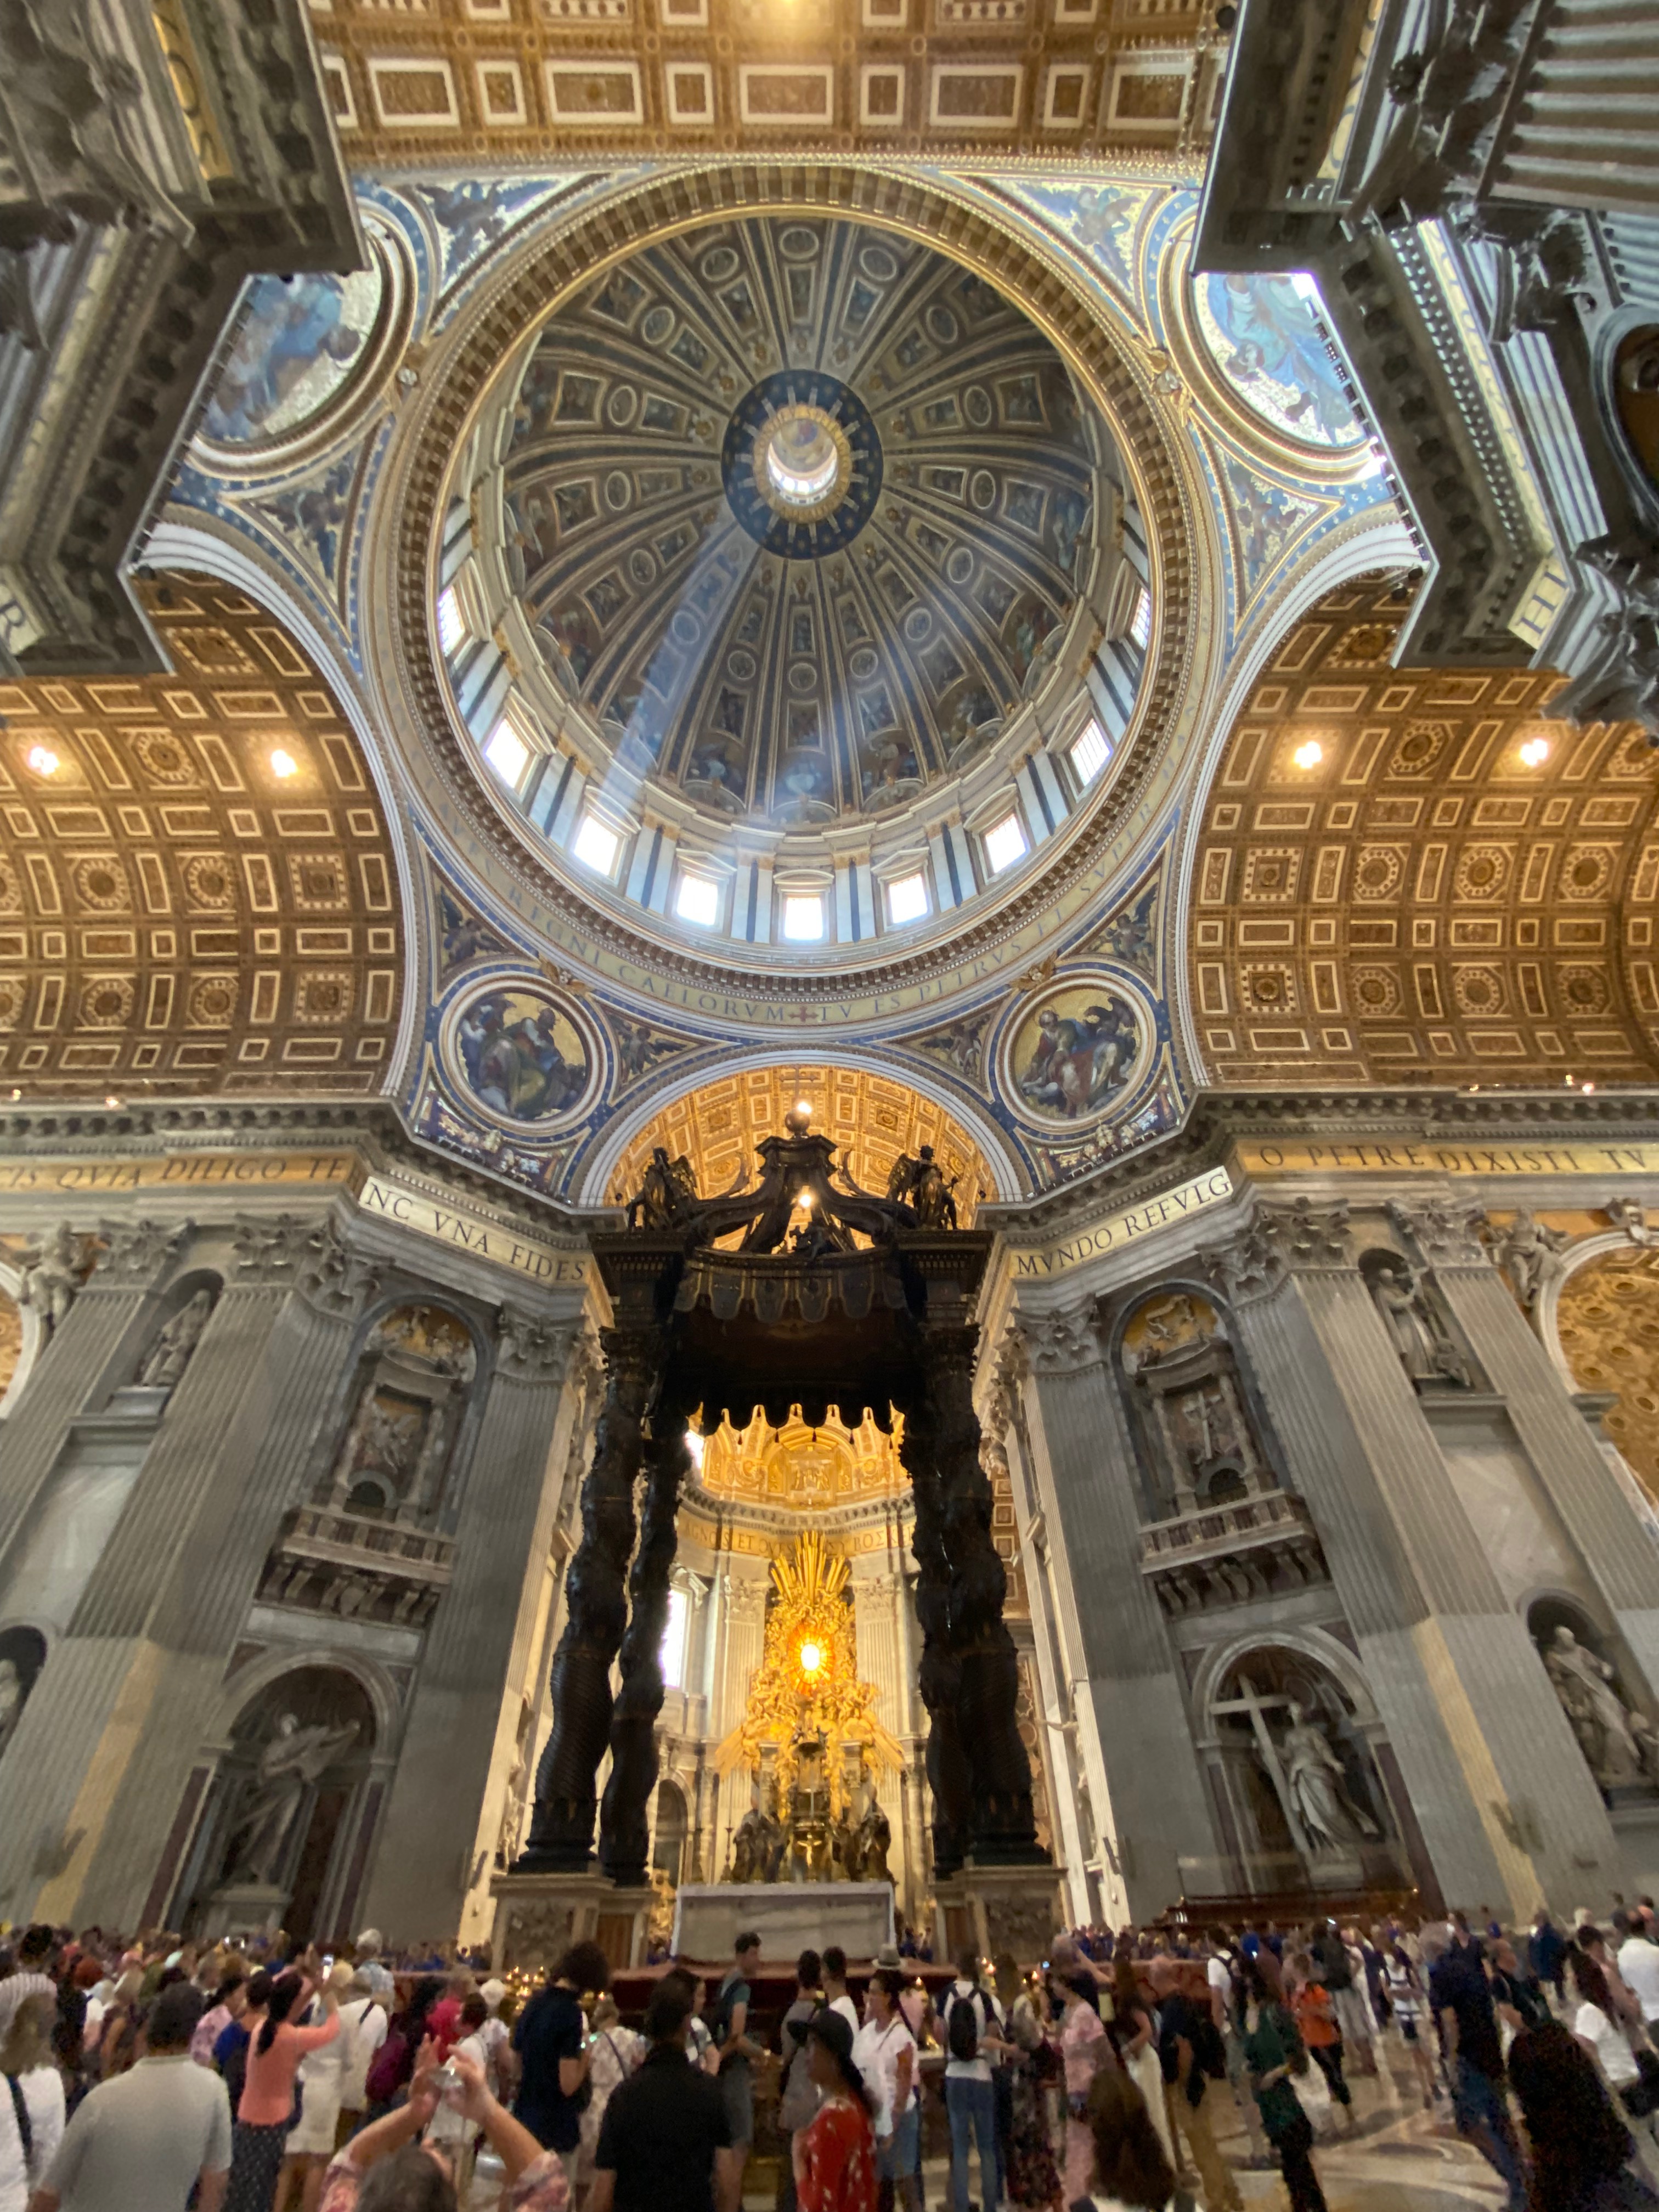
top-left (1542, 1626), bottom-right (1657, 1788)
top-left (19, 1225), bottom-right (84, 1333)
top-left (225, 1712), bottom-right (360, 1888)
top-left (1367, 1260), bottom-right (1472, 1387)
top-left (854, 1778), bottom-right (891, 1884)
top-left (138, 1289), bottom-right (214, 1390)
top-left (1278, 1701), bottom-right (1380, 1852)
top-left (1494, 1210), bottom-right (1568, 1312)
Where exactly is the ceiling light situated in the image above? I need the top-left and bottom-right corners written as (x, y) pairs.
top-left (104, 1094), bottom-right (121, 1108)
top-left (26, 745), bottom-right (58, 776)
top-left (269, 748), bottom-right (297, 778)
top-left (1518, 736), bottom-right (1550, 768)
top-left (1292, 740), bottom-right (1323, 770)
top-left (983, 812), bottom-right (1028, 876)
top-left (799, 1187), bottom-right (815, 1210)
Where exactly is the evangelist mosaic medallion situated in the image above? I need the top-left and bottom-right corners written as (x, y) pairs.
top-left (446, 980), bottom-right (599, 1128)
top-left (1002, 975), bottom-right (1147, 1127)
top-left (1192, 272), bottom-right (1362, 450)
top-left (721, 370), bottom-right (883, 558)
top-left (201, 258), bottom-right (386, 449)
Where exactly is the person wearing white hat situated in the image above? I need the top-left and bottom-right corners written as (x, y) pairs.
top-left (334, 1968), bottom-right (391, 2146)
top-left (0, 1973), bottom-right (61, 2212)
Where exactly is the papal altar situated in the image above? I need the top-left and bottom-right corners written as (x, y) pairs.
top-left (672, 1879), bottom-right (895, 1963)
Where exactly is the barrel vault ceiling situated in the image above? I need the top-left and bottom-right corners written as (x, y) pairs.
top-left (0, 578), bottom-right (406, 1100)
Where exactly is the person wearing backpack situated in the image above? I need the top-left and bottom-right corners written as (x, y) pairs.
top-left (1148, 1956), bottom-right (1240, 2212)
top-left (708, 1934), bottom-right (766, 2158)
top-left (942, 1947), bottom-right (1005, 2212)
top-left (777, 1950), bottom-right (823, 2212)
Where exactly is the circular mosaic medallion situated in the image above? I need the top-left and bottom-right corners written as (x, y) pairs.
top-left (722, 371), bottom-right (882, 558)
top-left (442, 977), bottom-right (602, 1132)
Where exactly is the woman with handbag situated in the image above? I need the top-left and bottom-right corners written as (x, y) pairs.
top-left (1239, 1962), bottom-right (1327, 2212)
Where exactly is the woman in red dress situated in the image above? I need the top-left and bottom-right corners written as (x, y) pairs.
top-left (793, 2012), bottom-right (878, 2212)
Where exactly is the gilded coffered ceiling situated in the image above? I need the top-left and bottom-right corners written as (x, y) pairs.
top-left (307, 0), bottom-right (1228, 166)
top-left (1183, 572), bottom-right (1659, 1090)
top-left (0, 579), bottom-right (405, 1100)
top-left (605, 1063), bottom-right (996, 1218)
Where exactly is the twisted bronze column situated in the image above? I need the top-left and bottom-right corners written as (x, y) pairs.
top-left (899, 1395), bottom-right (973, 1877)
top-left (921, 1320), bottom-right (1045, 1864)
top-left (517, 1327), bottom-right (654, 1872)
top-left (599, 1404), bottom-right (693, 1885)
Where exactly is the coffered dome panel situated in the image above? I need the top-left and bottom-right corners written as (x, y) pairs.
top-left (422, 194), bottom-right (1159, 976)
top-left (494, 217), bottom-right (1102, 829)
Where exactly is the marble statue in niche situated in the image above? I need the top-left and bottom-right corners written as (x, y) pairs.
top-left (321, 1304), bottom-right (476, 1525)
top-left (225, 1712), bottom-right (360, 1887)
top-left (1121, 1291), bottom-right (1273, 1517)
top-left (1362, 1253), bottom-right (1472, 1389)
top-left (137, 1288), bottom-right (215, 1391)
top-left (1278, 1701), bottom-right (1381, 1850)
top-left (1541, 1624), bottom-right (1659, 1790)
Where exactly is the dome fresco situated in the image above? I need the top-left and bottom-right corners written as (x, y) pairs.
top-left (492, 216), bottom-right (1112, 831)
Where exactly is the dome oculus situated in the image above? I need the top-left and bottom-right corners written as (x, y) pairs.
top-left (724, 374), bottom-right (881, 552)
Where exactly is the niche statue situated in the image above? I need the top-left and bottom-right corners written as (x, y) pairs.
top-left (1367, 1260), bottom-right (1471, 1389)
top-left (1542, 1626), bottom-right (1659, 1790)
top-left (1278, 1702), bottom-right (1380, 1852)
top-left (138, 1289), bottom-right (214, 1391)
top-left (225, 1712), bottom-right (360, 1888)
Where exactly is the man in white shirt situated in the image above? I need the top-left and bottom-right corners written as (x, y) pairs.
top-left (1616, 1910), bottom-right (1659, 2041)
top-left (335, 1966), bottom-right (391, 2138)
top-left (941, 1948), bottom-right (1005, 2212)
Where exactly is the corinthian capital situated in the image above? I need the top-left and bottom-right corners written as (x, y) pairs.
top-left (496, 1306), bottom-right (579, 1381)
top-left (1200, 1214), bottom-right (1286, 1305)
top-left (1389, 1197), bottom-right (1491, 1269)
top-left (297, 1220), bottom-right (381, 1318)
top-left (1013, 1296), bottom-right (1102, 1375)
top-left (1269, 1197), bottom-right (1352, 1268)
top-left (94, 1218), bottom-right (189, 1286)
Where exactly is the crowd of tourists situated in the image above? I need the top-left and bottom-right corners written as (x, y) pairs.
top-left (5, 1904), bottom-right (1659, 2212)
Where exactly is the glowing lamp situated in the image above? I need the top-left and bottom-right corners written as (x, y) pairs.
top-left (26, 746), bottom-right (59, 776)
top-left (1291, 740), bottom-right (1323, 770)
top-left (798, 1639), bottom-right (824, 1677)
top-left (270, 748), bottom-right (298, 778)
top-left (1518, 736), bottom-right (1550, 768)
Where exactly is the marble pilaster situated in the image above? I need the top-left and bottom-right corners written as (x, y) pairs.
top-left (366, 1308), bottom-right (582, 1937)
top-left (1012, 1297), bottom-right (1216, 1922)
top-left (1222, 1205), bottom-right (1621, 1916)
top-left (12, 1220), bottom-right (365, 1927)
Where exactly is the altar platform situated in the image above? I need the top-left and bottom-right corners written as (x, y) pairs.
top-left (670, 1879), bottom-right (895, 1962)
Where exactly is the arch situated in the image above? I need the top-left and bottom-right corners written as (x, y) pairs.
top-left (0, 1259), bottom-right (44, 1422)
top-left (1189, 1623), bottom-right (1381, 1737)
top-left (207, 1645), bottom-right (402, 1760)
top-left (651, 1776), bottom-right (689, 1886)
top-left (144, 518), bottom-right (426, 1100)
top-left (1547, 1232), bottom-right (1659, 1512)
top-left (577, 1049), bottom-right (1027, 1209)
top-left (1167, 517), bottom-right (1418, 1081)
top-left (0, 1624), bottom-right (47, 1768)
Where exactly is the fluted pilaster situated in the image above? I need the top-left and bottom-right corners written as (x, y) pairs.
top-left (366, 1314), bottom-right (579, 1935)
top-left (1228, 1226), bottom-right (1621, 1917)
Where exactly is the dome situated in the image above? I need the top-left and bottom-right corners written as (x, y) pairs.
top-left (430, 211), bottom-right (1153, 963)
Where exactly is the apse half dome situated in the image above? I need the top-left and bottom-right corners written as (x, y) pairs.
top-left (432, 213), bottom-right (1153, 963)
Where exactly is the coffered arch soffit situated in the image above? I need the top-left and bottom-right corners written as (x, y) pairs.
top-left (1178, 571), bottom-right (1659, 1093)
top-left (0, 575), bottom-right (413, 1104)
